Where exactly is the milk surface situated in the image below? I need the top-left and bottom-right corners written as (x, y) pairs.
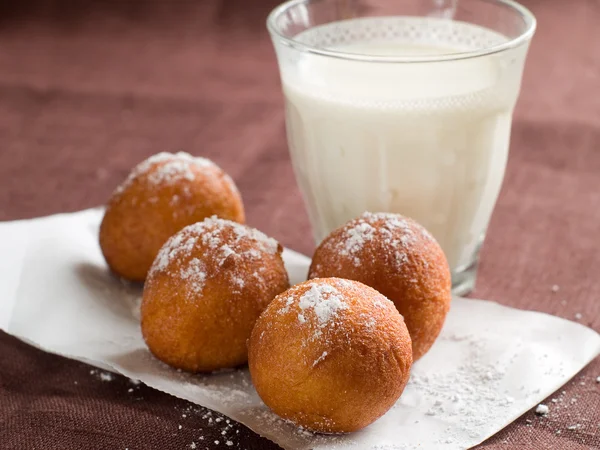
top-left (282, 18), bottom-right (522, 270)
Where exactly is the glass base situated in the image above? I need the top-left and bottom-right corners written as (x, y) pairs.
top-left (452, 262), bottom-right (477, 296)
top-left (451, 248), bottom-right (481, 296)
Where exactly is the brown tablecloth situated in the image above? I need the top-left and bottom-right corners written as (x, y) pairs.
top-left (1, 1), bottom-right (599, 448)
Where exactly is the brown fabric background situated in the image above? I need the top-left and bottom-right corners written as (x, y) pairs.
top-left (1, 0), bottom-right (599, 448)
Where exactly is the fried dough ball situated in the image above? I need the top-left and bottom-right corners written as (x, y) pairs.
top-left (141, 217), bottom-right (289, 372)
top-left (309, 212), bottom-right (451, 361)
top-left (100, 151), bottom-right (244, 281)
top-left (248, 278), bottom-right (412, 433)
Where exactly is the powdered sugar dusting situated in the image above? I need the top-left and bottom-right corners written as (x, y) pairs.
top-left (152, 232), bottom-right (198, 274)
top-left (194, 216), bottom-right (278, 257)
top-left (202, 227), bottom-right (224, 250)
top-left (276, 281), bottom-right (350, 341)
top-left (151, 217), bottom-right (277, 276)
top-left (220, 245), bottom-right (236, 260)
top-left (339, 222), bottom-right (376, 265)
top-left (147, 159), bottom-right (196, 185)
top-left (326, 212), bottom-right (419, 268)
top-left (230, 224), bottom-right (278, 255)
top-left (179, 258), bottom-right (207, 293)
top-left (364, 212), bottom-right (412, 229)
top-left (279, 296), bottom-right (295, 314)
top-left (148, 216), bottom-right (280, 297)
top-left (298, 283), bottom-right (347, 326)
top-left (113, 151), bottom-right (218, 196)
top-left (363, 213), bottom-right (418, 265)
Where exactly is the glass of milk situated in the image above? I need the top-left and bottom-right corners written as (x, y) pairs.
top-left (267, 0), bottom-right (535, 295)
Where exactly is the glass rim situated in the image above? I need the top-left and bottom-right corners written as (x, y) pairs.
top-left (266, 0), bottom-right (536, 63)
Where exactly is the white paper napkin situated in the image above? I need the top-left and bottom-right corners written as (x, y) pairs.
top-left (1, 209), bottom-right (599, 450)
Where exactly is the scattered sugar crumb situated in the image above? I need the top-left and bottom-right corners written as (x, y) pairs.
top-left (190, 443), bottom-right (196, 449)
top-left (129, 379), bottom-right (140, 385)
top-left (575, 313), bottom-right (582, 320)
top-left (560, 299), bottom-right (567, 306)
top-left (178, 425), bottom-right (182, 430)
top-left (365, 317), bottom-right (377, 330)
top-left (551, 284), bottom-right (560, 293)
top-left (567, 424), bottom-right (580, 431)
top-left (226, 441), bottom-right (233, 447)
top-left (373, 299), bottom-right (385, 308)
top-left (127, 388), bottom-right (133, 393)
top-left (535, 404), bottom-right (549, 415)
top-left (313, 351), bottom-right (328, 367)
top-left (231, 276), bottom-right (245, 289)
top-left (596, 376), bottom-right (600, 383)
top-left (90, 370), bottom-right (114, 382)
top-left (182, 414), bottom-right (187, 418)
top-left (214, 441), bottom-right (220, 445)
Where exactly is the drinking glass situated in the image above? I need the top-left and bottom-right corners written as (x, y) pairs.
top-left (267, 0), bottom-right (535, 295)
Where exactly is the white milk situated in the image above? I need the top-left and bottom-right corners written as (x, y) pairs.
top-left (281, 17), bottom-right (526, 270)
